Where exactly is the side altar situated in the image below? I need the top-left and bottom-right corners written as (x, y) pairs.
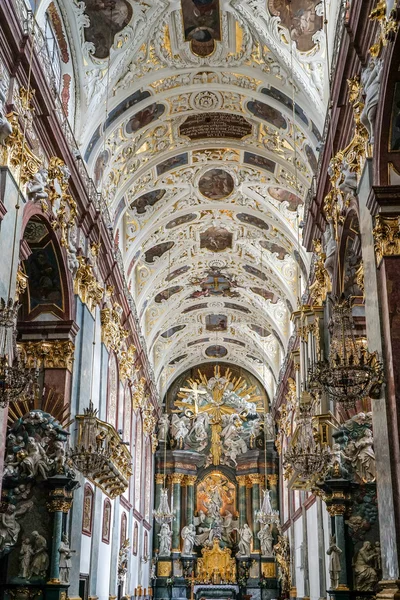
top-left (152, 365), bottom-right (282, 600)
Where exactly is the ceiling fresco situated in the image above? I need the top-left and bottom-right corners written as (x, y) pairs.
top-left (54, 0), bottom-right (341, 400)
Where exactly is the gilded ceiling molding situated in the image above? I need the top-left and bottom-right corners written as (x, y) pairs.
top-left (100, 302), bottom-right (129, 353)
top-left (119, 344), bottom-right (137, 381)
top-left (73, 256), bottom-right (104, 313)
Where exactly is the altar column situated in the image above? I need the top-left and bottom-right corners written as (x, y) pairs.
top-left (237, 476), bottom-right (247, 527)
top-left (267, 474), bottom-right (279, 511)
top-left (154, 474), bottom-right (166, 552)
top-left (249, 474), bottom-right (263, 552)
top-left (171, 473), bottom-right (185, 552)
top-left (186, 475), bottom-right (197, 525)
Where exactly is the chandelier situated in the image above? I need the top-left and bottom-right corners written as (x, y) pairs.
top-left (256, 489), bottom-right (279, 525)
top-left (153, 488), bottom-right (174, 524)
top-left (309, 296), bottom-right (383, 408)
top-left (0, 298), bottom-right (38, 408)
top-left (283, 398), bottom-right (331, 480)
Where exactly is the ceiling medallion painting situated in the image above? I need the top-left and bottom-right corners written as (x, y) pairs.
top-left (130, 189), bottom-right (165, 214)
top-left (155, 286), bottom-right (183, 303)
top-left (83, 0), bottom-right (132, 59)
top-left (166, 214), bottom-right (197, 229)
top-left (200, 227), bottom-right (233, 252)
top-left (262, 87), bottom-right (309, 126)
top-left (251, 288), bottom-right (276, 302)
top-left (156, 153), bottom-right (188, 176)
top-left (247, 101), bottom-right (287, 129)
top-left (268, 187), bottom-right (303, 211)
top-left (244, 152), bottom-right (276, 173)
top-left (179, 113), bottom-right (252, 140)
top-left (125, 104), bottom-right (165, 135)
top-left (205, 345), bottom-right (228, 358)
top-left (198, 169), bottom-right (234, 200)
top-left (181, 0), bottom-right (222, 57)
top-left (166, 266), bottom-right (191, 281)
top-left (144, 242), bottom-right (174, 264)
top-left (267, 0), bottom-right (323, 52)
top-left (161, 324), bottom-right (186, 339)
top-left (260, 241), bottom-right (287, 259)
top-left (237, 214), bottom-right (269, 231)
top-left (205, 314), bottom-right (228, 332)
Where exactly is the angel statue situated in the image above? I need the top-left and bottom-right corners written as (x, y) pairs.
top-left (171, 414), bottom-right (190, 449)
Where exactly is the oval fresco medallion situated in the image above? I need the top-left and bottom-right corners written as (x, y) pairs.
top-left (250, 324), bottom-right (270, 337)
top-left (205, 345), bottom-right (228, 358)
top-left (166, 265), bottom-right (191, 281)
top-left (237, 213), bottom-right (269, 230)
top-left (130, 189), bottom-right (165, 214)
top-left (198, 169), bottom-right (234, 200)
top-left (247, 100), bottom-right (287, 129)
top-left (155, 286), bottom-right (183, 303)
top-left (161, 324), bottom-right (186, 339)
top-left (169, 354), bottom-right (187, 365)
top-left (267, 187), bottom-right (303, 211)
top-left (144, 241), bottom-right (174, 263)
top-left (251, 287), bottom-right (276, 302)
top-left (166, 214), bottom-right (197, 229)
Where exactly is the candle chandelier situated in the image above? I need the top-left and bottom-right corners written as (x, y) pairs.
top-left (283, 397), bottom-right (331, 480)
top-left (256, 489), bottom-right (279, 526)
top-left (309, 296), bottom-right (383, 409)
top-left (153, 487), bottom-right (174, 524)
top-left (0, 298), bottom-right (38, 408)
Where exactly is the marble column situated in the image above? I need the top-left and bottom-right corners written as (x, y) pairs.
top-left (237, 476), bottom-right (247, 528)
top-left (186, 475), bottom-right (197, 525)
top-left (171, 473), bottom-right (185, 552)
top-left (249, 474), bottom-right (263, 552)
top-left (47, 491), bottom-right (73, 583)
top-left (358, 161), bottom-right (400, 587)
top-left (328, 508), bottom-right (349, 589)
top-left (267, 474), bottom-right (279, 512)
top-left (154, 474), bottom-right (166, 552)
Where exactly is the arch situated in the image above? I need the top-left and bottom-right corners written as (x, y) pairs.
top-left (82, 483), bottom-right (94, 536)
top-left (107, 352), bottom-right (119, 429)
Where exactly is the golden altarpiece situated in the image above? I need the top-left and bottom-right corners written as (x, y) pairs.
top-left (153, 364), bottom-right (280, 600)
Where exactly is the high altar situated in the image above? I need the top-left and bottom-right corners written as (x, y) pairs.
top-left (153, 364), bottom-right (280, 600)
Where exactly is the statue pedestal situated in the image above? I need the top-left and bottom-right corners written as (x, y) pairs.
top-left (0, 582), bottom-right (69, 600)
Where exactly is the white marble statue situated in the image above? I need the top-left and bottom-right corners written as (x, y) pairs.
top-left (30, 531), bottom-right (49, 579)
top-left (158, 523), bottom-right (172, 557)
top-left (338, 157), bottom-right (358, 197)
top-left (258, 524), bottom-right (274, 557)
top-left (188, 413), bottom-right (209, 451)
top-left (59, 534), bottom-right (75, 583)
top-left (0, 108), bottom-right (12, 145)
top-left (18, 537), bottom-right (33, 579)
top-left (327, 535), bottom-right (342, 589)
top-left (171, 414), bottom-right (190, 448)
top-left (323, 222), bottom-right (337, 281)
top-left (360, 57), bottom-right (383, 144)
top-left (354, 541), bottom-right (378, 591)
top-left (26, 169), bottom-right (49, 203)
top-left (354, 429), bottom-right (376, 482)
top-left (181, 524), bottom-right (196, 556)
top-left (236, 524), bottom-right (252, 557)
top-left (157, 414), bottom-right (169, 443)
top-left (0, 501), bottom-right (33, 555)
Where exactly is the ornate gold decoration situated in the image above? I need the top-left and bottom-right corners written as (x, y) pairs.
top-left (326, 504), bottom-right (347, 516)
top-left (18, 340), bottom-right (75, 372)
top-left (45, 157), bottom-right (77, 249)
top-left (237, 475), bottom-right (247, 486)
top-left (369, 1), bottom-right (399, 57)
top-left (155, 474), bottom-right (166, 485)
top-left (248, 474), bottom-right (265, 486)
top-left (261, 562), bottom-right (276, 578)
top-left (74, 257), bottom-right (104, 312)
top-left (119, 345), bottom-right (137, 381)
top-left (5, 588), bottom-right (42, 600)
top-left (157, 561), bottom-right (172, 577)
top-left (132, 377), bottom-right (147, 410)
top-left (101, 303), bottom-right (128, 353)
top-left (186, 475), bottom-right (197, 486)
top-left (169, 473), bottom-right (185, 485)
top-left (267, 474), bottom-right (278, 485)
top-left (355, 262), bottom-right (365, 297)
top-left (196, 539), bottom-right (236, 584)
top-left (15, 268), bottom-right (28, 300)
top-left (276, 378), bottom-right (296, 455)
top-left (70, 402), bottom-right (133, 499)
top-left (373, 214), bottom-right (400, 265)
top-left (275, 535), bottom-right (291, 594)
top-left (309, 239), bottom-right (331, 306)
top-left (46, 499), bottom-right (72, 513)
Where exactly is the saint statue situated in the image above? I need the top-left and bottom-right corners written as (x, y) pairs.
top-left (258, 524), bottom-right (274, 557)
top-left (59, 534), bottom-right (75, 583)
top-left (30, 531), bottom-right (49, 579)
top-left (18, 537), bottom-right (33, 579)
top-left (181, 524), bottom-right (196, 556)
top-left (326, 535), bottom-right (342, 589)
top-left (236, 524), bottom-right (252, 557)
top-left (158, 523), bottom-right (172, 557)
top-left (354, 541), bottom-right (378, 591)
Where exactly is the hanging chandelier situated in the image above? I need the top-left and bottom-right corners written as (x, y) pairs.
top-left (283, 398), bottom-right (331, 480)
top-left (0, 298), bottom-right (38, 408)
top-left (309, 296), bottom-right (383, 409)
top-left (153, 488), bottom-right (174, 524)
top-left (256, 489), bottom-right (279, 525)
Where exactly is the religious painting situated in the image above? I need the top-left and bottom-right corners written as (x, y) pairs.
top-left (156, 153), bottom-right (188, 176)
top-left (106, 90), bottom-right (151, 129)
top-left (268, 187), bottom-right (303, 211)
top-left (83, 0), bottom-right (133, 59)
top-left (205, 345), bottom-right (228, 358)
top-left (267, 0), bottom-right (323, 53)
top-left (260, 240), bottom-right (287, 259)
top-left (196, 472), bottom-right (236, 520)
top-left (125, 103), bottom-right (165, 135)
top-left (107, 352), bottom-right (119, 429)
top-left (206, 314), bottom-right (227, 332)
top-left (200, 227), bottom-right (232, 252)
top-left (82, 484), bottom-right (94, 536)
top-left (237, 213), bottom-right (269, 230)
top-left (130, 189), bottom-right (165, 214)
top-left (311, 120), bottom-right (322, 142)
top-left (188, 338), bottom-right (210, 346)
top-left (24, 241), bottom-right (63, 313)
top-left (144, 241), bottom-right (174, 263)
top-left (223, 338), bottom-right (245, 347)
top-left (120, 512), bottom-right (127, 547)
top-left (102, 499), bottom-right (112, 544)
top-left (224, 302), bottom-right (250, 313)
top-left (198, 169), bottom-right (234, 200)
top-left (166, 214), bottom-right (197, 229)
top-left (132, 521), bottom-right (138, 555)
top-left (251, 324), bottom-right (270, 337)
top-left (169, 354), bottom-right (188, 365)
top-left (181, 0), bottom-right (221, 57)
top-left (183, 303), bottom-right (208, 313)
top-left (166, 265), bottom-right (191, 281)
top-left (251, 287), bottom-right (276, 302)
top-left (244, 152), bottom-right (276, 173)
top-left (155, 286), bottom-right (183, 303)
top-left (389, 82), bottom-right (400, 151)
top-left (305, 144), bottom-right (318, 173)
top-left (247, 100), bottom-right (287, 129)
top-left (244, 264), bottom-right (268, 281)
top-left (262, 87), bottom-right (309, 126)
top-left (93, 149), bottom-right (110, 188)
top-left (179, 113), bottom-right (252, 140)
top-left (161, 324), bottom-right (186, 339)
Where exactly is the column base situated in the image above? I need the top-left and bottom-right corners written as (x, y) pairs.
top-left (377, 580), bottom-right (400, 600)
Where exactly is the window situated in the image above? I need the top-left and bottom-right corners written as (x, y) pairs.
top-left (45, 14), bottom-right (61, 91)
top-left (82, 484), bottom-right (94, 536)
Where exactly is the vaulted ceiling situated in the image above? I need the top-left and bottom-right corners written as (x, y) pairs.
top-left (51, 0), bottom-right (340, 400)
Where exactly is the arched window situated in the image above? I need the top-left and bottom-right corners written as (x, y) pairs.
top-left (144, 440), bottom-right (152, 522)
top-left (134, 413), bottom-right (143, 513)
top-left (120, 511), bottom-right (127, 546)
top-left (132, 521), bottom-right (138, 555)
top-left (102, 498), bottom-right (112, 544)
top-left (82, 484), bottom-right (94, 536)
top-left (143, 530), bottom-right (148, 560)
top-left (107, 352), bottom-right (119, 428)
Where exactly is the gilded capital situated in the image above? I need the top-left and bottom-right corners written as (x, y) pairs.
top-left (248, 473), bottom-right (265, 486)
top-left (185, 475), bottom-right (197, 486)
top-left (267, 474), bottom-right (279, 485)
top-left (326, 504), bottom-right (347, 516)
top-left (19, 340), bottom-right (75, 372)
top-left (373, 214), bottom-right (400, 265)
top-left (155, 474), bottom-right (166, 485)
top-left (46, 499), bottom-right (72, 513)
top-left (171, 473), bottom-right (185, 484)
top-left (237, 475), bottom-right (247, 486)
